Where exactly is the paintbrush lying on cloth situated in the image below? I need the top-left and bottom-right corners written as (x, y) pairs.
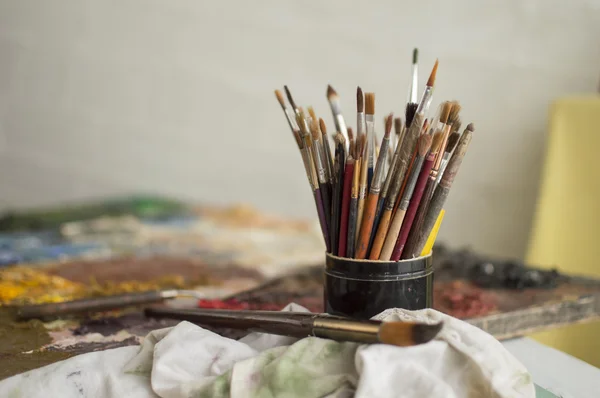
top-left (144, 307), bottom-right (442, 347)
top-left (0, 304), bottom-right (535, 398)
top-left (16, 290), bottom-right (208, 320)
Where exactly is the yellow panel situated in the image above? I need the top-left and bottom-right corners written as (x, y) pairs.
top-left (526, 96), bottom-right (600, 366)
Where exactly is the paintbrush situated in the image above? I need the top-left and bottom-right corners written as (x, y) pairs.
top-left (346, 154), bottom-right (361, 258)
top-left (391, 133), bottom-right (443, 260)
top-left (327, 85), bottom-right (349, 152)
top-left (356, 132), bottom-right (369, 245)
top-left (363, 114), bottom-right (394, 257)
top-left (364, 93), bottom-right (376, 188)
top-left (145, 307), bottom-right (443, 347)
top-left (369, 112), bottom-right (424, 260)
top-left (380, 134), bottom-right (432, 260)
top-left (405, 48), bottom-right (419, 128)
top-left (416, 59), bottom-right (438, 116)
top-left (357, 86), bottom-right (365, 140)
top-left (17, 290), bottom-right (208, 320)
top-left (330, 132), bottom-right (347, 254)
top-left (284, 85), bottom-right (300, 115)
top-left (308, 117), bottom-right (332, 234)
top-left (275, 90), bottom-right (300, 135)
top-left (338, 156), bottom-right (355, 256)
top-left (348, 127), bottom-right (355, 161)
top-left (320, 118), bottom-right (336, 189)
top-left (296, 112), bottom-right (331, 252)
top-left (355, 112), bottom-right (394, 259)
top-left (435, 118), bottom-right (462, 186)
top-left (413, 123), bottom-right (475, 255)
top-left (434, 102), bottom-right (461, 174)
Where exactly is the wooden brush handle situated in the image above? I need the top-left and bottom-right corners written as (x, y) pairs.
top-left (402, 177), bottom-right (436, 259)
top-left (380, 208), bottom-right (407, 261)
top-left (338, 162), bottom-right (355, 256)
top-left (355, 192), bottom-right (379, 259)
top-left (369, 209), bottom-right (392, 260)
top-left (366, 197), bottom-right (385, 255)
top-left (346, 197), bottom-right (359, 258)
top-left (17, 291), bottom-right (171, 320)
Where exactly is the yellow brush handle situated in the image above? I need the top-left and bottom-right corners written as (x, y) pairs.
top-left (421, 209), bottom-right (445, 256)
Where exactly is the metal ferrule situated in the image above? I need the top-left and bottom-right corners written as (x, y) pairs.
top-left (366, 115), bottom-right (375, 168)
top-left (285, 109), bottom-right (299, 131)
top-left (336, 114), bottom-right (349, 152)
top-left (301, 147), bottom-right (319, 189)
top-left (312, 318), bottom-right (380, 344)
top-left (416, 86), bottom-right (434, 115)
top-left (371, 136), bottom-right (390, 192)
top-left (435, 155), bottom-right (451, 186)
top-left (410, 65), bottom-right (419, 103)
top-left (357, 112), bottom-right (366, 137)
top-left (312, 140), bottom-right (327, 184)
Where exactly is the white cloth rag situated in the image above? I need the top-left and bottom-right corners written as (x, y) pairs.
top-left (0, 304), bottom-right (534, 398)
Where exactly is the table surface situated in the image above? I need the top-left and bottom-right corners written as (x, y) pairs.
top-left (504, 337), bottom-right (600, 398)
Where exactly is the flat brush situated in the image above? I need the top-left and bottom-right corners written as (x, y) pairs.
top-left (391, 133), bottom-right (443, 260)
top-left (17, 290), bottom-right (208, 320)
top-left (327, 85), bottom-right (349, 152)
top-left (413, 123), bottom-right (475, 255)
top-left (330, 133), bottom-right (347, 254)
top-left (369, 113), bottom-right (424, 260)
top-left (338, 156), bottom-right (355, 256)
top-left (346, 155), bottom-right (361, 258)
top-left (381, 134), bottom-right (432, 261)
top-left (364, 93), bottom-right (376, 189)
top-left (144, 307), bottom-right (443, 347)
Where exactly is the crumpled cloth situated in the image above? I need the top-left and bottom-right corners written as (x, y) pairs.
top-left (0, 304), bottom-right (534, 398)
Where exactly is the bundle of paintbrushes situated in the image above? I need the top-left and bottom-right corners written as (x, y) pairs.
top-left (275, 49), bottom-right (475, 262)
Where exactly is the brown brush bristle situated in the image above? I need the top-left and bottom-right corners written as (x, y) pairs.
top-left (426, 59), bottom-right (439, 87)
top-left (334, 132), bottom-right (346, 148)
top-left (417, 134), bottom-right (433, 157)
top-left (348, 127), bottom-right (355, 158)
top-left (378, 321), bottom-right (443, 347)
top-left (319, 118), bottom-right (328, 136)
top-left (357, 87), bottom-right (364, 113)
top-left (296, 111), bottom-right (308, 135)
top-left (384, 113), bottom-right (393, 138)
top-left (440, 101), bottom-right (452, 124)
top-left (307, 106), bottom-right (317, 122)
top-left (466, 123), bottom-right (475, 132)
top-left (365, 93), bottom-right (375, 115)
top-left (445, 132), bottom-right (460, 153)
top-left (327, 84), bottom-right (338, 100)
top-left (405, 103), bottom-right (418, 127)
top-left (450, 118), bottom-right (462, 135)
top-left (394, 117), bottom-right (403, 135)
top-left (284, 86), bottom-right (298, 111)
top-left (310, 118), bottom-right (321, 141)
top-left (293, 130), bottom-right (303, 149)
top-left (275, 90), bottom-right (286, 108)
top-left (448, 102), bottom-right (461, 126)
top-left (431, 131), bottom-right (444, 154)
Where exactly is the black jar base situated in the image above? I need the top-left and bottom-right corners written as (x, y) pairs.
top-left (324, 253), bottom-right (434, 320)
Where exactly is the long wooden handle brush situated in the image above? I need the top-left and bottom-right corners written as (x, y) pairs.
top-left (338, 155), bottom-right (355, 256)
top-left (356, 133), bottom-right (369, 244)
top-left (355, 112), bottom-right (392, 259)
top-left (391, 133), bottom-right (443, 260)
top-left (330, 132), bottom-right (347, 254)
top-left (319, 118), bottom-right (335, 188)
top-left (380, 134), bottom-right (432, 260)
top-left (413, 123), bottom-right (475, 255)
top-left (145, 307), bottom-right (443, 347)
top-left (308, 117), bottom-right (332, 234)
top-left (327, 85), bottom-right (349, 152)
top-left (346, 154), bottom-right (361, 258)
top-left (364, 93), bottom-right (376, 188)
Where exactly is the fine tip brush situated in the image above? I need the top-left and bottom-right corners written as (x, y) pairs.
top-left (327, 85), bottom-right (349, 151)
top-left (284, 85), bottom-right (299, 115)
top-left (405, 48), bottom-right (419, 128)
top-left (144, 307), bottom-right (443, 348)
top-left (357, 86), bottom-right (365, 139)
